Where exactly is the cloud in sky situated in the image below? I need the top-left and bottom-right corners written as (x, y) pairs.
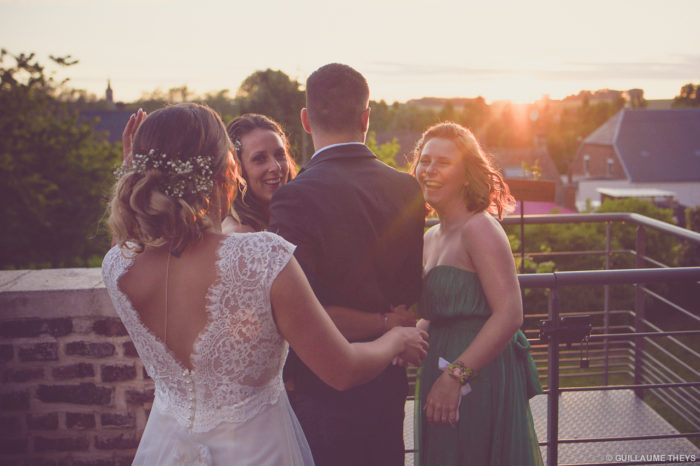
top-left (372, 55), bottom-right (700, 82)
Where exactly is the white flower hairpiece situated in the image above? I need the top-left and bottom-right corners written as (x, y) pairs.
top-left (115, 149), bottom-right (215, 199)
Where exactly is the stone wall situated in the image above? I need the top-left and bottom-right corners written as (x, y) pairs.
top-left (0, 269), bottom-right (154, 466)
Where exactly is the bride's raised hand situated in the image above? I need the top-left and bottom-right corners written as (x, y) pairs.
top-left (122, 108), bottom-right (146, 163)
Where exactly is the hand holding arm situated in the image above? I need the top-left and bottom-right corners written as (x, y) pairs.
top-left (272, 257), bottom-right (429, 391)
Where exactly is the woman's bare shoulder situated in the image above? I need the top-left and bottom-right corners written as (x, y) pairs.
top-left (460, 212), bottom-right (508, 249)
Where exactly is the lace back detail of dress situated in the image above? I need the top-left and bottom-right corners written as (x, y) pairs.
top-left (102, 232), bottom-right (296, 432)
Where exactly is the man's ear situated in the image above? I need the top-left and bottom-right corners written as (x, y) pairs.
top-left (300, 108), bottom-right (312, 134)
top-left (360, 107), bottom-right (370, 133)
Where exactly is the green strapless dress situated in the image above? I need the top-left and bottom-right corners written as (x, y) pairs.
top-left (415, 266), bottom-right (543, 466)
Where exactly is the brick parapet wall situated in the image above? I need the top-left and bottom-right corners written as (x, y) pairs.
top-left (0, 269), bottom-right (154, 466)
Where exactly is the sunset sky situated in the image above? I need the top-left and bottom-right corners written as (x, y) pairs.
top-left (2, 0), bottom-right (699, 104)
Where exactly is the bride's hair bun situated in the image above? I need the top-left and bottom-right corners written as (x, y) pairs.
top-left (108, 103), bottom-right (236, 255)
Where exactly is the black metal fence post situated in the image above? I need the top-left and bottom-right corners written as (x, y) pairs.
top-left (604, 221), bottom-right (611, 385)
top-left (634, 226), bottom-right (647, 399)
top-left (547, 285), bottom-right (561, 466)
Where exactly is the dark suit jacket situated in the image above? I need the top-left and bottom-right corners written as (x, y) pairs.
top-left (269, 143), bottom-right (425, 402)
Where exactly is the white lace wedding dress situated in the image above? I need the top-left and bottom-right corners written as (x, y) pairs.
top-left (102, 232), bottom-right (314, 465)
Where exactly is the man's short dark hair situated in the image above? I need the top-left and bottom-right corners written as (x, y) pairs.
top-left (306, 63), bottom-right (369, 133)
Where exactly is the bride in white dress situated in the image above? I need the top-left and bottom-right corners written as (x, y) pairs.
top-left (102, 103), bottom-right (428, 465)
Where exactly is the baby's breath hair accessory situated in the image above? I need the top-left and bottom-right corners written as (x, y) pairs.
top-left (115, 149), bottom-right (215, 199)
top-left (233, 139), bottom-right (242, 155)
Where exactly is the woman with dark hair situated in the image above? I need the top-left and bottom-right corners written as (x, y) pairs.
top-left (123, 111), bottom-right (296, 234)
top-left (104, 103), bottom-right (428, 465)
top-left (222, 113), bottom-right (297, 233)
top-left (411, 122), bottom-right (543, 466)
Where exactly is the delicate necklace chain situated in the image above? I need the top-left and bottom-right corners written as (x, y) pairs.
top-left (164, 251), bottom-right (171, 345)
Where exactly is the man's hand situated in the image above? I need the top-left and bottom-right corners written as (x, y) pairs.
top-left (386, 304), bottom-right (417, 329)
top-left (387, 304), bottom-right (423, 366)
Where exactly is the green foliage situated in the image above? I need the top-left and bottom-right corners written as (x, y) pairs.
top-left (235, 69), bottom-right (307, 163)
top-left (679, 206), bottom-right (700, 266)
top-left (370, 101), bottom-right (439, 133)
top-left (506, 198), bottom-right (679, 315)
top-left (438, 101), bottom-right (457, 121)
top-left (366, 131), bottom-right (400, 169)
top-left (201, 89), bottom-right (239, 123)
top-left (0, 50), bottom-right (120, 269)
top-left (133, 69), bottom-right (309, 162)
top-left (458, 97), bottom-right (489, 131)
top-left (596, 198), bottom-right (676, 266)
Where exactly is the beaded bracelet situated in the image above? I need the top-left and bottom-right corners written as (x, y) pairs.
top-left (446, 360), bottom-right (478, 385)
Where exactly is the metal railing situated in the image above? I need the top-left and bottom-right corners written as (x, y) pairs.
top-left (521, 267), bottom-right (700, 466)
top-left (513, 213), bottom-right (700, 466)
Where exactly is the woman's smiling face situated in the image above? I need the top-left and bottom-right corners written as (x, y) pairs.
top-left (415, 137), bottom-right (468, 209)
top-left (239, 128), bottom-right (290, 204)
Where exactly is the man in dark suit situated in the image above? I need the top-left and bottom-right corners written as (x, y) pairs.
top-left (268, 63), bottom-right (426, 466)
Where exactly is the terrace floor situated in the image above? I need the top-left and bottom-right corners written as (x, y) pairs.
top-left (403, 390), bottom-right (698, 465)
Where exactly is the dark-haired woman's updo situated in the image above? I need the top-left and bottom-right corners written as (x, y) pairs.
top-left (108, 103), bottom-right (236, 255)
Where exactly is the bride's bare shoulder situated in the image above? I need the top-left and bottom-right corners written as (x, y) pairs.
top-left (221, 215), bottom-right (256, 235)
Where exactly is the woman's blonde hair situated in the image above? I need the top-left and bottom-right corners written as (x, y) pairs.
top-left (411, 122), bottom-right (514, 220)
top-left (108, 103), bottom-right (236, 255)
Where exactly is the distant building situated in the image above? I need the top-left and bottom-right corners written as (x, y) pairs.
top-left (492, 138), bottom-right (575, 215)
top-left (106, 80), bottom-right (114, 105)
top-left (571, 108), bottom-right (700, 215)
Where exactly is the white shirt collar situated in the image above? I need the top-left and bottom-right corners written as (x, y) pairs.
top-left (311, 142), bottom-right (366, 159)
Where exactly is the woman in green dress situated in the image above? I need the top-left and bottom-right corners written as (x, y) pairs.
top-left (411, 122), bottom-right (543, 466)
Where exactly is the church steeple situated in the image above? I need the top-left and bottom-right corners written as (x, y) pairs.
top-left (106, 80), bottom-right (113, 104)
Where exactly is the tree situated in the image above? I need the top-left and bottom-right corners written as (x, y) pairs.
top-left (672, 83), bottom-right (700, 108)
top-left (235, 69), bottom-right (307, 163)
top-left (458, 96), bottom-right (489, 132)
top-left (366, 131), bottom-right (401, 169)
top-left (438, 101), bottom-right (457, 122)
top-left (202, 89), bottom-right (239, 123)
top-left (369, 99), bottom-right (396, 132)
top-left (626, 89), bottom-right (647, 108)
top-left (0, 50), bottom-right (121, 269)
